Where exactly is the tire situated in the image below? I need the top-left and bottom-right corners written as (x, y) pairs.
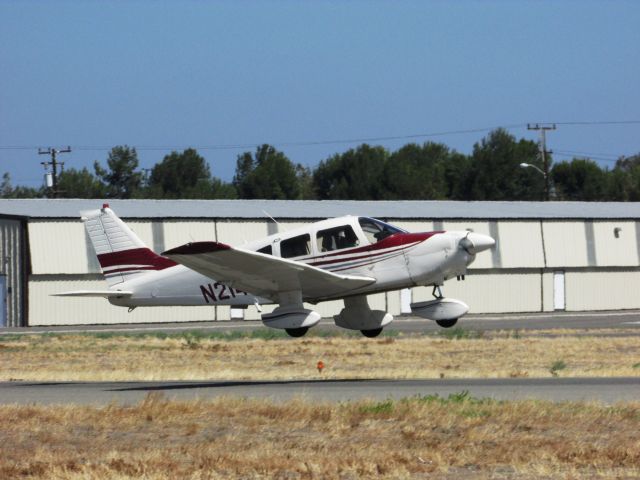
top-left (285, 327), bottom-right (309, 338)
top-left (361, 328), bottom-right (383, 338)
top-left (436, 318), bottom-right (458, 328)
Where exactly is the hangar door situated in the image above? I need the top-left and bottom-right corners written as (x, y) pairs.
top-left (0, 275), bottom-right (5, 327)
top-left (553, 271), bottom-right (565, 311)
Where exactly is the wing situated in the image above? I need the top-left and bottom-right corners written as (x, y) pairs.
top-left (52, 290), bottom-right (133, 298)
top-left (163, 241), bottom-right (376, 301)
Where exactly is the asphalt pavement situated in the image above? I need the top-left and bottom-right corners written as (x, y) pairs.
top-left (1, 377), bottom-right (639, 406)
top-left (3, 309), bottom-right (640, 336)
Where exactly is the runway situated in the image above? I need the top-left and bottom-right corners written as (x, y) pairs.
top-left (2, 377), bottom-right (639, 406)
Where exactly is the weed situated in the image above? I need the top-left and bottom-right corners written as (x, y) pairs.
top-left (550, 360), bottom-right (567, 377)
top-left (437, 327), bottom-right (483, 340)
top-left (632, 362), bottom-right (640, 369)
top-left (359, 399), bottom-right (394, 414)
top-left (182, 335), bottom-right (201, 350)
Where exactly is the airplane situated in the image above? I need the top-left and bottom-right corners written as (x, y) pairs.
top-left (56, 204), bottom-right (495, 338)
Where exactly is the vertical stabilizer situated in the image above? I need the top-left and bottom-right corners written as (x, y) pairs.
top-left (83, 205), bottom-right (176, 286)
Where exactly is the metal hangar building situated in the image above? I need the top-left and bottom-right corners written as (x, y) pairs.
top-left (0, 199), bottom-right (639, 327)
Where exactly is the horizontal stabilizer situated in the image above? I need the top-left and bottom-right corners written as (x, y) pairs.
top-left (52, 290), bottom-right (133, 298)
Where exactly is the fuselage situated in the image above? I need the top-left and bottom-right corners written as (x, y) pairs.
top-left (109, 216), bottom-right (494, 308)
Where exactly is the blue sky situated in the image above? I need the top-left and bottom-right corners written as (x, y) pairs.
top-left (1, 0), bottom-right (639, 187)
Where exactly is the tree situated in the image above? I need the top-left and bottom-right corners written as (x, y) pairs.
top-left (295, 164), bottom-right (316, 200)
top-left (94, 146), bottom-right (142, 198)
top-left (313, 144), bottom-right (389, 200)
top-left (607, 154), bottom-right (640, 201)
top-left (147, 148), bottom-right (211, 198)
top-left (382, 142), bottom-right (450, 199)
top-left (468, 129), bottom-right (543, 200)
top-left (233, 145), bottom-right (300, 199)
top-left (57, 168), bottom-right (106, 198)
top-left (551, 159), bottom-right (608, 201)
top-left (443, 152), bottom-right (474, 200)
top-left (0, 172), bottom-right (43, 198)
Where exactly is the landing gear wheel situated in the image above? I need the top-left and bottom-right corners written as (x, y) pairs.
top-left (361, 328), bottom-right (383, 338)
top-left (436, 318), bottom-right (458, 328)
top-left (285, 327), bottom-right (309, 338)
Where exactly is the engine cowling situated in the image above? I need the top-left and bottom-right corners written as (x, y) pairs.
top-left (410, 297), bottom-right (469, 321)
top-left (261, 306), bottom-right (321, 330)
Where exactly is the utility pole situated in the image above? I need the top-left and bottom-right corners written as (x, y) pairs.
top-left (38, 146), bottom-right (71, 198)
top-left (527, 124), bottom-right (555, 201)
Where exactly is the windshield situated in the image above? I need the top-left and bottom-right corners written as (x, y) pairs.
top-left (358, 217), bottom-right (406, 244)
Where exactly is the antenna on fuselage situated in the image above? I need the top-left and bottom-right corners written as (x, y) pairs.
top-left (263, 210), bottom-right (286, 232)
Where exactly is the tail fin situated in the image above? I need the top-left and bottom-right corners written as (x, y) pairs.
top-left (83, 204), bottom-right (176, 287)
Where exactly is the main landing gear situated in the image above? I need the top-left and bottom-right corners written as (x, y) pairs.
top-left (334, 295), bottom-right (393, 338)
top-left (285, 327), bottom-right (309, 338)
top-left (360, 327), bottom-right (383, 338)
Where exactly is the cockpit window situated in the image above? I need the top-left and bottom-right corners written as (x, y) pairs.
top-left (358, 217), bottom-right (405, 244)
top-left (316, 225), bottom-right (359, 252)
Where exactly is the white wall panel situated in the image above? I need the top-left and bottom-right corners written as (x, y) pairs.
top-left (126, 221), bottom-right (154, 248)
top-left (565, 270), bottom-right (640, 311)
top-left (593, 221), bottom-right (639, 266)
top-left (386, 290), bottom-right (402, 316)
top-left (215, 220), bottom-right (269, 247)
top-left (543, 222), bottom-right (588, 267)
top-left (498, 222), bottom-right (545, 268)
top-left (412, 273), bottom-right (542, 314)
top-left (29, 278), bottom-right (217, 326)
top-left (29, 221), bottom-right (89, 274)
top-left (163, 221), bottom-right (217, 250)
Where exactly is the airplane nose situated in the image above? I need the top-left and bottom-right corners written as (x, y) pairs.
top-left (459, 232), bottom-right (495, 255)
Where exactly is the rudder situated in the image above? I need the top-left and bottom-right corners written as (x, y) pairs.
top-left (83, 204), bottom-right (176, 286)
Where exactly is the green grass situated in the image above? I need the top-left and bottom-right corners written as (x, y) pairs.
top-left (435, 327), bottom-right (484, 340)
top-left (1, 326), bottom-right (406, 343)
top-left (358, 399), bottom-right (395, 414)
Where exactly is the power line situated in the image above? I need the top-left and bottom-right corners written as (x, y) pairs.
top-left (549, 120), bottom-right (640, 126)
top-left (0, 119), bottom-right (637, 153)
top-left (0, 123), bottom-right (531, 152)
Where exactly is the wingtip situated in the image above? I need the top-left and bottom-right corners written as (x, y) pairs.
top-left (163, 241), bottom-right (231, 256)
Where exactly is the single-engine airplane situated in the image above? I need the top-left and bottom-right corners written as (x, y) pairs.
top-left (56, 205), bottom-right (495, 337)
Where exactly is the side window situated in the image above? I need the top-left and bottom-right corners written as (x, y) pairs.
top-left (257, 245), bottom-right (272, 255)
top-left (316, 225), bottom-right (359, 252)
top-left (280, 234), bottom-right (311, 259)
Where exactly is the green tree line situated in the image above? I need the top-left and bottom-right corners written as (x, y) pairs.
top-left (2, 129), bottom-right (639, 201)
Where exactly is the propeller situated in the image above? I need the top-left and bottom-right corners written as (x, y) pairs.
top-left (459, 231), bottom-right (496, 255)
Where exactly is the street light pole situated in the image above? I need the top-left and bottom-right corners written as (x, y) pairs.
top-left (520, 162), bottom-right (547, 201)
top-left (527, 123), bottom-right (556, 201)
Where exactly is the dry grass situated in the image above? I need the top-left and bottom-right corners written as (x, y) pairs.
top-left (0, 329), bottom-right (639, 381)
top-left (0, 393), bottom-right (639, 479)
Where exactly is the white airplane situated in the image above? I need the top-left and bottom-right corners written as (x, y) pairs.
top-left (57, 204), bottom-right (495, 337)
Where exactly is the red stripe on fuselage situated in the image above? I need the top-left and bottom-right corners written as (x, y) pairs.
top-left (97, 248), bottom-right (177, 270)
top-left (308, 232), bottom-right (441, 264)
top-left (308, 242), bottom-right (417, 267)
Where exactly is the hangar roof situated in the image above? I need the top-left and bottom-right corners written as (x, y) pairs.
top-left (0, 198), bottom-right (638, 220)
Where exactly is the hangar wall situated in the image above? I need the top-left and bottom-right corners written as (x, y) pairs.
top-left (21, 215), bottom-right (640, 326)
top-left (0, 218), bottom-right (26, 327)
